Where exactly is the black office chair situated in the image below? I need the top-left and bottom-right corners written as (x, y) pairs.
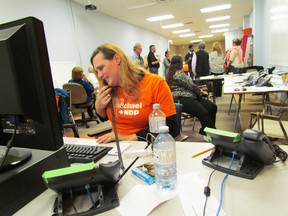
top-left (55, 88), bottom-right (79, 138)
top-left (63, 83), bottom-right (99, 128)
top-left (173, 103), bottom-right (188, 142)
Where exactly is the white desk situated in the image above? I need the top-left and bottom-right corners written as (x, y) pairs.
top-left (223, 75), bottom-right (288, 132)
top-left (14, 140), bottom-right (288, 216)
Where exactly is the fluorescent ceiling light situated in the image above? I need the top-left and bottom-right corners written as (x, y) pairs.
top-left (128, 2), bottom-right (157, 10)
top-left (209, 23), bottom-right (230, 28)
top-left (172, 29), bottom-right (190, 34)
top-left (211, 29), bottom-right (229, 33)
top-left (206, 15), bottom-right (230, 22)
top-left (161, 23), bottom-right (184, 29)
top-left (199, 34), bottom-right (213, 38)
top-left (190, 39), bottom-right (203, 43)
top-left (201, 4), bottom-right (231, 13)
top-left (146, 14), bottom-right (174, 22)
top-left (179, 33), bottom-right (196, 37)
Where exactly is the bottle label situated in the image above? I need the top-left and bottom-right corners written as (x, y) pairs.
top-left (153, 148), bottom-right (176, 165)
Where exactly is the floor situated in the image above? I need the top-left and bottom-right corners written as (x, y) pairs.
top-left (66, 92), bottom-right (286, 145)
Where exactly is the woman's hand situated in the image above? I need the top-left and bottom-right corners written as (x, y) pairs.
top-left (200, 89), bottom-right (208, 97)
top-left (96, 132), bottom-right (138, 144)
top-left (95, 85), bottom-right (112, 118)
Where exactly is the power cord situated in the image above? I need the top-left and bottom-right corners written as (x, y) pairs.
top-left (216, 151), bottom-right (236, 216)
top-left (272, 143), bottom-right (288, 162)
top-left (0, 117), bottom-right (17, 168)
top-left (203, 148), bottom-right (222, 216)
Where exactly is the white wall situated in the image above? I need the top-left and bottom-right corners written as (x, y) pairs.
top-left (0, 0), bottom-right (169, 87)
top-left (224, 30), bottom-right (242, 51)
top-left (253, 0), bottom-right (288, 71)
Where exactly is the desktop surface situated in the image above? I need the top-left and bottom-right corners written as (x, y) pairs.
top-left (14, 141), bottom-right (288, 216)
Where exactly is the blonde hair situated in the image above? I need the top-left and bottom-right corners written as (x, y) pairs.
top-left (212, 41), bottom-right (223, 56)
top-left (71, 66), bottom-right (83, 80)
top-left (232, 38), bottom-right (241, 46)
top-left (133, 43), bottom-right (142, 51)
top-left (90, 43), bottom-right (148, 101)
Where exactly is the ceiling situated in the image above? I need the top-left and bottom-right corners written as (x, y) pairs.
top-left (73, 0), bottom-right (253, 46)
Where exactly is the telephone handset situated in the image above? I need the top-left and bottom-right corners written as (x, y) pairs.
top-left (242, 129), bottom-right (275, 164)
top-left (255, 74), bottom-right (273, 87)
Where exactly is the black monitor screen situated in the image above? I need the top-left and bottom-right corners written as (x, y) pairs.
top-left (0, 17), bottom-right (63, 151)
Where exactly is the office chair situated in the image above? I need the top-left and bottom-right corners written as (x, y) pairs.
top-left (249, 101), bottom-right (288, 144)
top-left (173, 97), bottom-right (197, 131)
top-left (55, 89), bottom-right (79, 138)
top-left (63, 83), bottom-right (98, 128)
top-left (173, 103), bottom-right (188, 142)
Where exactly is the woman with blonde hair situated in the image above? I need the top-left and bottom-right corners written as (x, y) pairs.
top-left (209, 41), bottom-right (225, 97)
top-left (90, 43), bottom-right (176, 143)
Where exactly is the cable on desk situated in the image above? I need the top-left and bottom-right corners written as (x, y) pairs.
top-left (85, 184), bottom-right (97, 209)
top-left (202, 148), bottom-right (222, 216)
top-left (216, 151), bottom-right (236, 216)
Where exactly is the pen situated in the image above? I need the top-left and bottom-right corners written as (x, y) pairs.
top-left (192, 147), bottom-right (214, 158)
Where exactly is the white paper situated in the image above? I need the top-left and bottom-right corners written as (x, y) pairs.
top-left (117, 184), bottom-right (177, 216)
top-left (108, 142), bottom-right (131, 155)
top-left (178, 172), bottom-right (226, 216)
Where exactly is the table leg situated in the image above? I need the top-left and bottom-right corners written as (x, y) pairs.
top-left (233, 94), bottom-right (243, 132)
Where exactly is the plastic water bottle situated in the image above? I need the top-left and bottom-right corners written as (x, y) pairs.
top-left (153, 126), bottom-right (177, 191)
top-left (149, 104), bottom-right (166, 133)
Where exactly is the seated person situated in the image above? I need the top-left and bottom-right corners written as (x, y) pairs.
top-left (90, 43), bottom-right (176, 143)
top-left (166, 55), bottom-right (217, 136)
top-left (68, 66), bottom-right (96, 119)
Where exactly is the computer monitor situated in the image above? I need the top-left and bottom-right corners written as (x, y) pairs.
top-left (0, 17), bottom-right (63, 172)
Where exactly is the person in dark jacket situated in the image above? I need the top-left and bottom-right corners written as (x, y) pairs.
top-left (192, 42), bottom-right (210, 86)
top-left (147, 45), bottom-right (160, 74)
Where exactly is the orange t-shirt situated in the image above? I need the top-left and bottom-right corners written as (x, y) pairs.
top-left (106, 73), bottom-right (176, 135)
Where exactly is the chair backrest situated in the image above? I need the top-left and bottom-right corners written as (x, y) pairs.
top-left (173, 103), bottom-right (183, 137)
top-left (63, 83), bottom-right (87, 105)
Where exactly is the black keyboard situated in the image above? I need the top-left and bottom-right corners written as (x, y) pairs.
top-left (64, 144), bottom-right (112, 163)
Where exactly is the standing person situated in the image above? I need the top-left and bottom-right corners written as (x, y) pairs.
top-left (209, 41), bottom-right (225, 97)
top-left (91, 43), bottom-right (176, 143)
top-left (130, 43), bottom-right (145, 68)
top-left (87, 66), bottom-right (99, 90)
top-left (147, 45), bottom-right (160, 74)
top-left (68, 66), bottom-right (96, 119)
top-left (163, 50), bottom-right (171, 77)
top-left (227, 38), bottom-right (244, 74)
top-left (184, 44), bottom-right (194, 78)
top-left (166, 55), bottom-right (217, 137)
top-left (192, 42), bottom-right (210, 86)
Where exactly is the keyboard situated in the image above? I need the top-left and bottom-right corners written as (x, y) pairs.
top-left (64, 143), bottom-right (112, 163)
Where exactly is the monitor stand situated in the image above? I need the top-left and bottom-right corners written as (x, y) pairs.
top-left (0, 147), bottom-right (32, 173)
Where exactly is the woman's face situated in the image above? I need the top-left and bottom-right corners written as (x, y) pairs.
top-left (92, 52), bottom-right (121, 86)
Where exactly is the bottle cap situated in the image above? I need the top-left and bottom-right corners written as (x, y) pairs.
top-left (159, 125), bottom-right (169, 133)
top-left (153, 104), bottom-right (160, 110)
